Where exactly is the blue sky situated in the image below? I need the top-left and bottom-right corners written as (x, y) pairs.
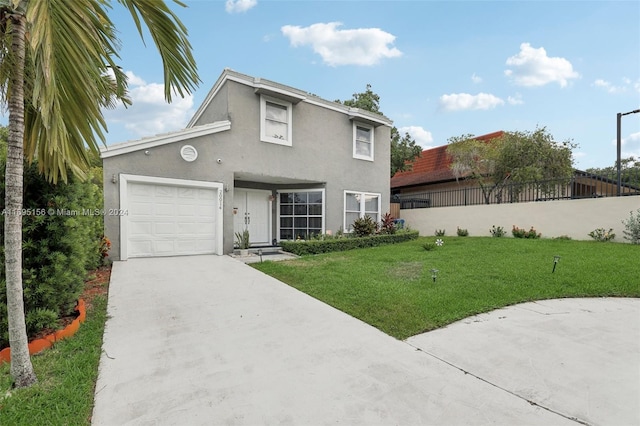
top-left (102, 1), bottom-right (638, 169)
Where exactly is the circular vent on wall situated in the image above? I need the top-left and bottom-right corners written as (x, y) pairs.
top-left (180, 145), bottom-right (198, 162)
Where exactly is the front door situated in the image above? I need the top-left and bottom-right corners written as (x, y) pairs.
top-left (233, 189), bottom-right (271, 245)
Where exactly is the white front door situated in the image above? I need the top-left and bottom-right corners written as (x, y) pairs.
top-left (233, 189), bottom-right (271, 245)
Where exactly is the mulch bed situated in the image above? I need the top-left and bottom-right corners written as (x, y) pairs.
top-left (1, 265), bottom-right (111, 350)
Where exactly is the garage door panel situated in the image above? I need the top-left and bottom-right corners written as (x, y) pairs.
top-left (155, 203), bottom-right (176, 216)
top-left (155, 186), bottom-right (176, 197)
top-left (129, 240), bottom-right (153, 256)
top-left (130, 202), bottom-right (153, 215)
top-left (129, 221), bottom-right (153, 235)
top-left (126, 181), bottom-right (219, 258)
top-left (155, 222), bottom-right (176, 235)
top-left (177, 205), bottom-right (196, 216)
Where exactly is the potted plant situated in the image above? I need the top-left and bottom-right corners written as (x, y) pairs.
top-left (235, 229), bottom-right (250, 256)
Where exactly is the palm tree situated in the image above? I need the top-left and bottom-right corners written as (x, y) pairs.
top-left (0, 0), bottom-right (199, 388)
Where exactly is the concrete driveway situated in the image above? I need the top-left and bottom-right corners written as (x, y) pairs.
top-left (92, 255), bottom-right (640, 425)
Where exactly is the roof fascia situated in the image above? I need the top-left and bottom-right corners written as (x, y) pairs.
top-left (187, 68), bottom-right (393, 128)
top-left (100, 120), bottom-right (231, 159)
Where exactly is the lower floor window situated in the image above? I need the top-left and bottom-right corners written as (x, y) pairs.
top-left (279, 190), bottom-right (324, 240)
top-left (344, 191), bottom-right (381, 232)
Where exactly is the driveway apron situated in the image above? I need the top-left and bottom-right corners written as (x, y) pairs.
top-left (92, 255), bottom-right (639, 425)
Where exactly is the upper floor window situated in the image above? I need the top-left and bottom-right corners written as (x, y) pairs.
top-left (353, 123), bottom-right (374, 161)
top-left (261, 95), bottom-right (292, 146)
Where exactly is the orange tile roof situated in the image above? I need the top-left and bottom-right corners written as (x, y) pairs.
top-left (391, 131), bottom-right (504, 189)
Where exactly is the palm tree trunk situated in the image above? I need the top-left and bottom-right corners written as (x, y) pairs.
top-left (4, 9), bottom-right (37, 388)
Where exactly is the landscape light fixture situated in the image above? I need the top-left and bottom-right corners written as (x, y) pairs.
top-left (258, 248), bottom-right (263, 263)
top-left (430, 268), bottom-right (439, 282)
top-left (616, 109), bottom-right (640, 196)
top-left (552, 255), bottom-right (561, 273)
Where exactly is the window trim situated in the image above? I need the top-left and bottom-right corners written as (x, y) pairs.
top-left (352, 122), bottom-right (374, 161)
top-left (343, 190), bottom-right (381, 232)
top-left (277, 188), bottom-right (326, 241)
top-left (260, 95), bottom-right (293, 146)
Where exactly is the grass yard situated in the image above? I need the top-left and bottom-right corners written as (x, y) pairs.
top-left (253, 237), bottom-right (640, 340)
top-left (0, 268), bottom-right (109, 425)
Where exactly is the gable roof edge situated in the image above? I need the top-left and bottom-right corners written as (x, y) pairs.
top-left (100, 120), bottom-right (231, 158)
top-left (186, 68), bottom-right (392, 128)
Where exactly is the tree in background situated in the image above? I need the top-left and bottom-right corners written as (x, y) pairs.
top-left (0, 0), bottom-right (199, 388)
top-left (446, 133), bottom-right (504, 204)
top-left (586, 157), bottom-right (640, 187)
top-left (447, 128), bottom-right (576, 204)
top-left (337, 85), bottom-right (422, 177)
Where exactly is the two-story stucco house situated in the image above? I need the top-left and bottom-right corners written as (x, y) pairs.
top-left (101, 69), bottom-right (392, 260)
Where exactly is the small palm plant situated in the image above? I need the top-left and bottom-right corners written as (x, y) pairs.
top-left (235, 229), bottom-right (250, 249)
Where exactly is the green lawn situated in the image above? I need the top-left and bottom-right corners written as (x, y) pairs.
top-left (253, 237), bottom-right (640, 339)
top-left (0, 296), bottom-right (107, 425)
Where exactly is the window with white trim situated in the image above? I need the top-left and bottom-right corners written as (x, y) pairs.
top-left (261, 96), bottom-right (292, 146)
top-left (353, 123), bottom-right (374, 161)
top-left (278, 190), bottom-right (325, 240)
top-left (344, 191), bottom-right (380, 232)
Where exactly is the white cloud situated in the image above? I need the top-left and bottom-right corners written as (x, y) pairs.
top-left (505, 43), bottom-right (579, 88)
top-left (593, 78), bottom-right (639, 94)
top-left (225, 0), bottom-right (257, 13)
top-left (281, 22), bottom-right (402, 66)
top-left (471, 73), bottom-right (482, 84)
top-left (621, 131), bottom-right (640, 158)
top-left (397, 126), bottom-right (434, 149)
top-left (507, 93), bottom-right (524, 105)
top-left (125, 70), bottom-right (146, 86)
top-left (439, 93), bottom-right (505, 112)
top-left (104, 71), bottom-right (194, 140)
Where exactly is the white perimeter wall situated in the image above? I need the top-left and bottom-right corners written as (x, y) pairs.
top-left (400, 196), bottom-right (640, 241)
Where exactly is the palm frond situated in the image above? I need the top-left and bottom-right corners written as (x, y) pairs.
top-left (118, 0), bottom-right (200, 101)
top-left (24, 0), bottom-right (128, 183)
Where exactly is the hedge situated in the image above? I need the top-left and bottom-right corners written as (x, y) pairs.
top-left (280, 231), bottom-right (420, 256)
top-left (0, 162), bottom-right (104, 348)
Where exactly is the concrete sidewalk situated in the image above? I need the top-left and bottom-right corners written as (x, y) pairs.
top-left (92, 255), bottom-right (640, 425)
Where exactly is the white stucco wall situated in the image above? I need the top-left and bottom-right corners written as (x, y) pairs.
top-left (400, 196), bottom-right (640, 241)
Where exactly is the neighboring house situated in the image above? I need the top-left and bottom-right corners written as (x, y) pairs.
top-left (391, 132), bottom-right (503, 207)
top-left (391, 131), bottom-right (638, 208)
top-left (102, 69), bottom-right (392, 260)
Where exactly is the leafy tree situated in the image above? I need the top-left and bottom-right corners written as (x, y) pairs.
top-left (336, 85), bottom-right (422, 176)
top-left (446, 133), bottom-right (504, 203)
top-left (447, 128), bottom-right (576, 204)
top-left (586, 157), bottom-right (640, 188)
top-left (0, 0), bottom-right (199, 388)
top-left (390, 128), bottom-right (422, 177)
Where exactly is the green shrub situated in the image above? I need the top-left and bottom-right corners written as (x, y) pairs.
top-left (423, 242), bottom-right (437, 251)
top-left (512, 225), bottom-right (541, 239)
top-left (0, 162), bottom-right (103, 348)
top-left (456, 227), bottom-right (469, 237)
top-left (490, 225), bottom-right (505, 237)
top-left (588, 228), bottom-right (615, 242)
top-left (622, 209), bottom-right (640, 244)
top-left (435, 229), bottom-right (446, 236)
top-left (352, 215), bottom-right (378, 237)
top-left (280, 231), bottom-right (419, 256)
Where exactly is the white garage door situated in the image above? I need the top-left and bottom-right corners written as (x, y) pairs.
top-left (125, 181), bottom-right (219, 258)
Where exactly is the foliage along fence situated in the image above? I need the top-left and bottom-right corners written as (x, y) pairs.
top-left (399, 195), bottom-right (640, 242)
top-left (395, 170), bottom-right (640, 209)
